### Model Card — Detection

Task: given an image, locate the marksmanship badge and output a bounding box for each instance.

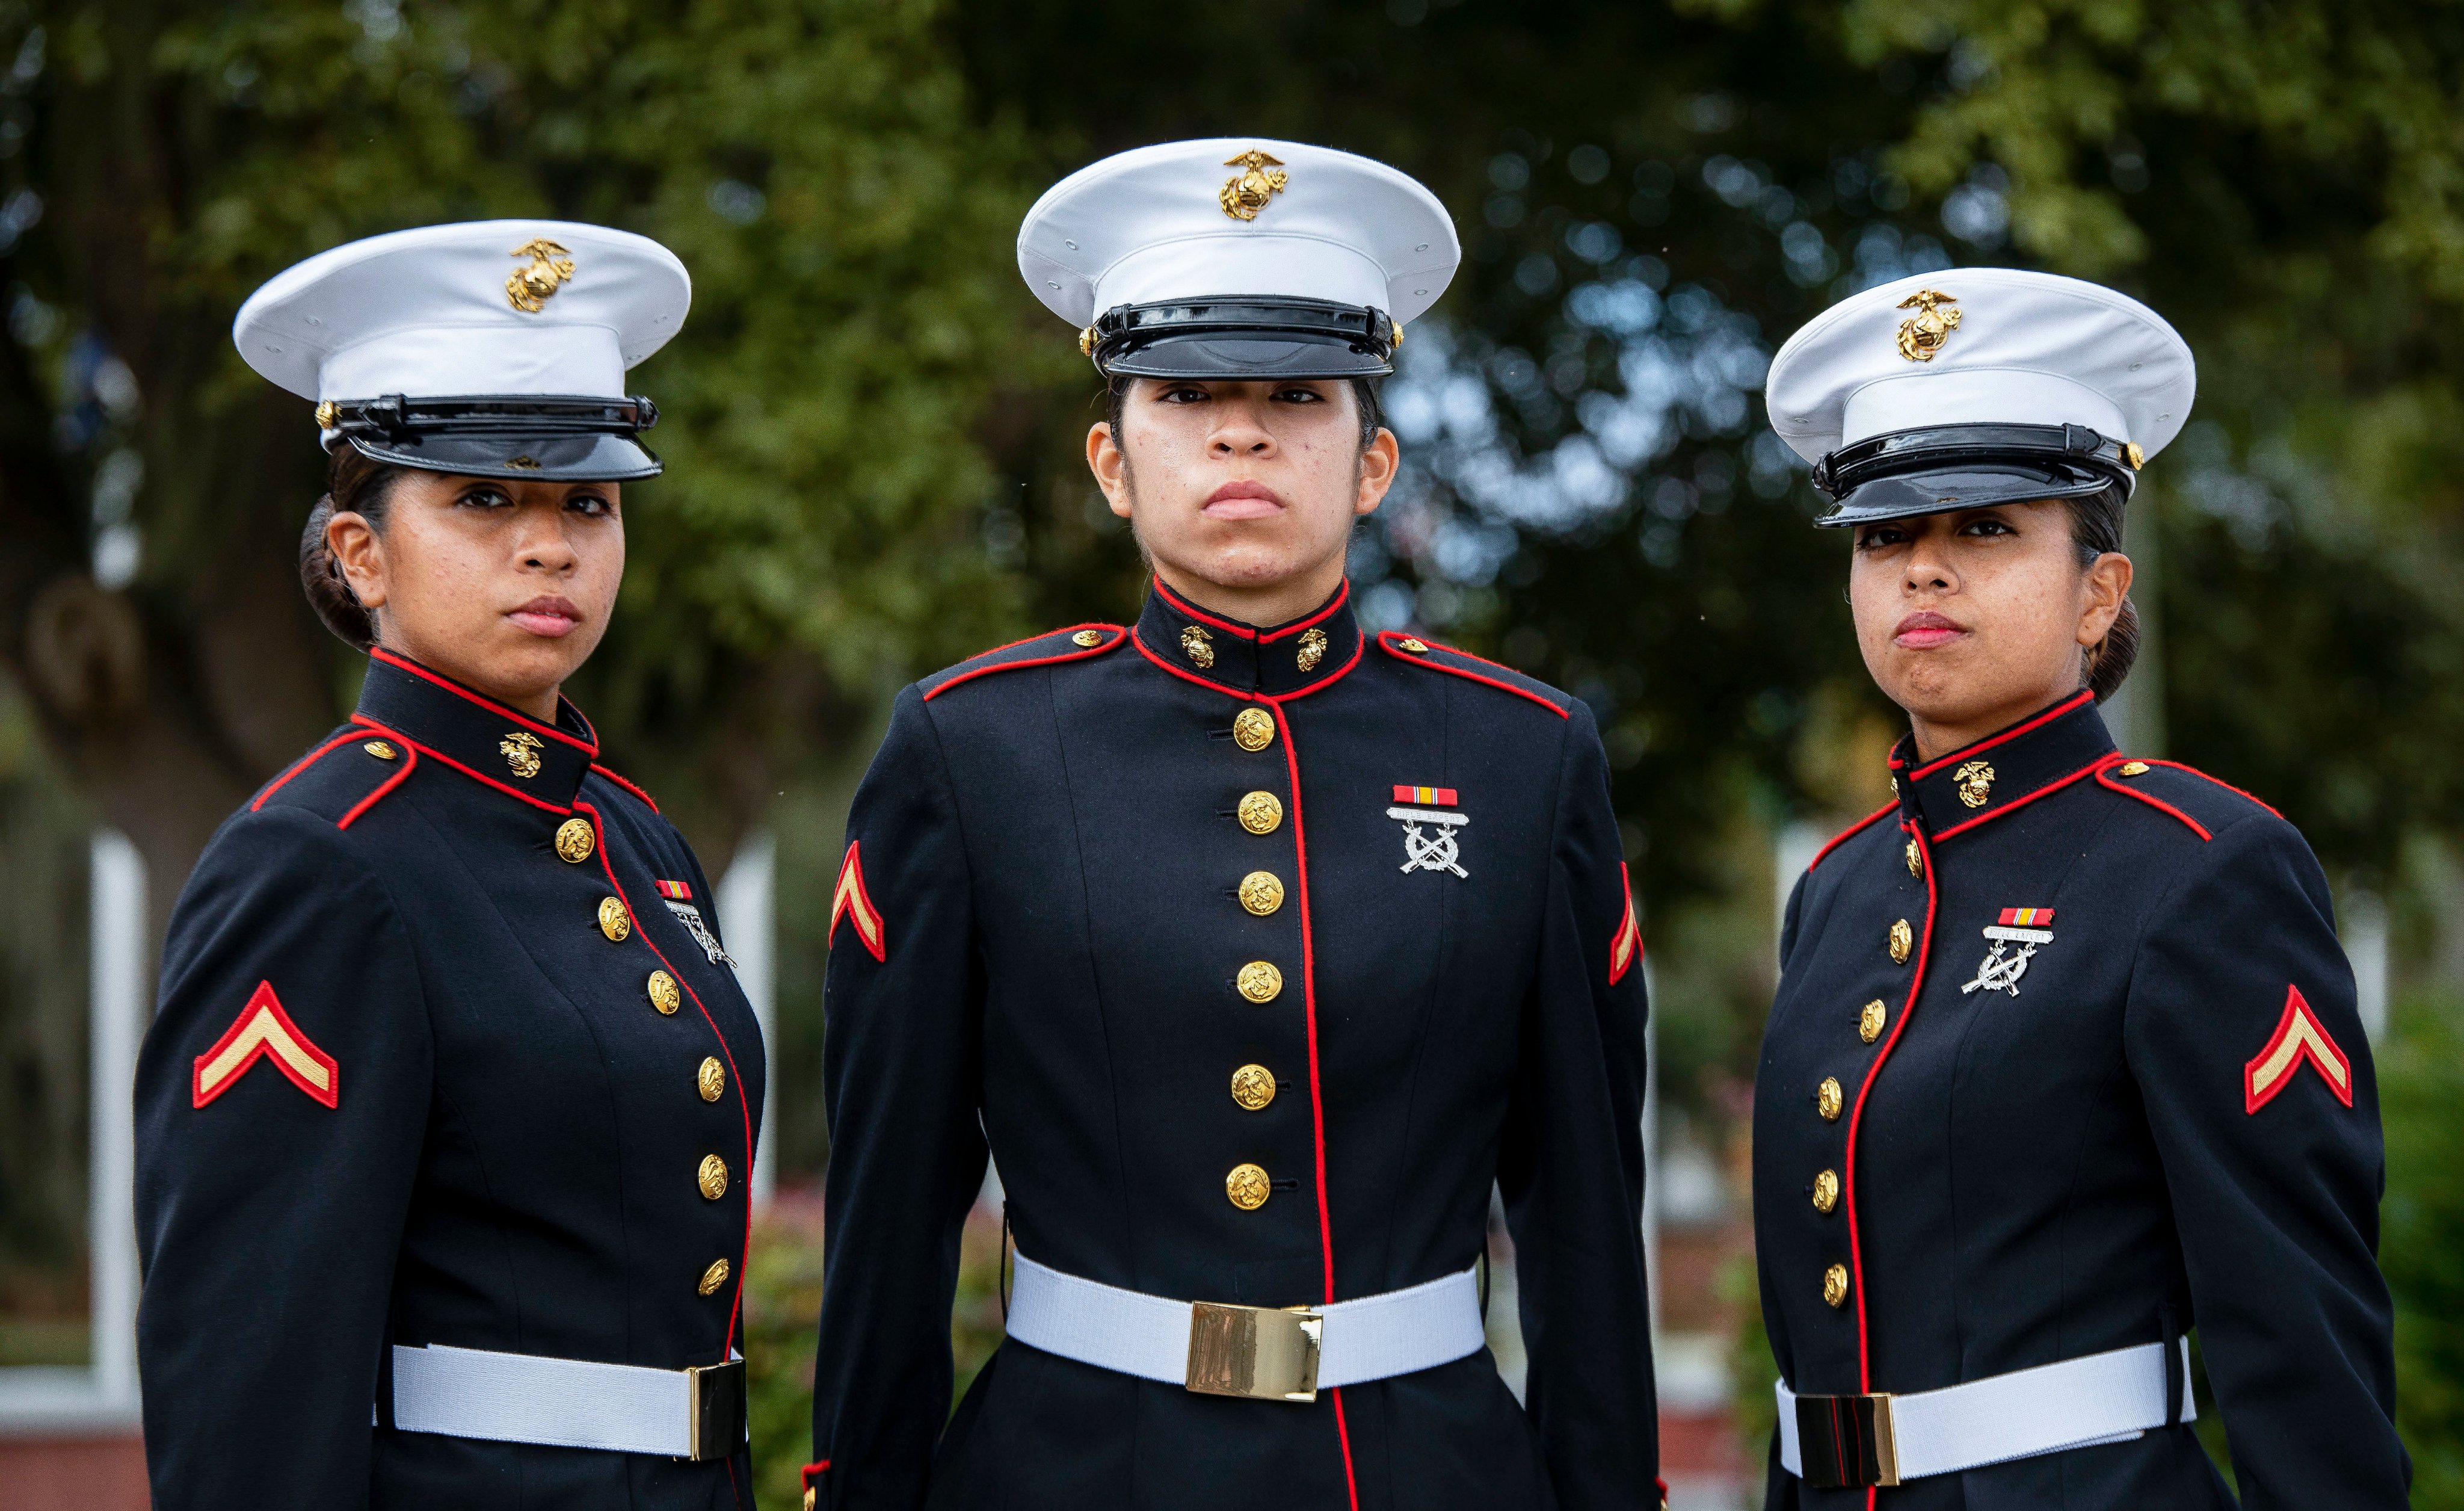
[1960,907,2054,997]
[1387,785,1468,880]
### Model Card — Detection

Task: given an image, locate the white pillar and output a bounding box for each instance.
[718,832,778,1204]
[87,830,144,1410]
[2344,889,2389,1044]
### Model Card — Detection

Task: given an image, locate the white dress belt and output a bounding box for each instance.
[1005,1250,1488,1401]
[387,1343,747,1460]
[1778,1338,2196,1485]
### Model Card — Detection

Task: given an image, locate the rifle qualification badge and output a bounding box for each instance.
[1961,907,2054,998]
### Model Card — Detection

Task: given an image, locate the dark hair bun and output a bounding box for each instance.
[298,492,377,650]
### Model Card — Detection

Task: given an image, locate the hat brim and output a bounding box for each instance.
[342,430,662,483]
[1105,329,1393,380]
[1814,460,2119,527]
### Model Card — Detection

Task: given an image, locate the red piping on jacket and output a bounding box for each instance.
[578,800,757,1355]
[351,716,574,816]
[922,626,1125,702]
[338,723,419,829]
[1842,820,1939,1429]
[368,647,599,755]
[1927,759,2107,842]
[2095,759,2214,840]
[250,732,365,812]
[2140,758,2281,820]
[1902,688,2095,780]
[1373,632,1570,718]
[589,762,661,814]
[1806,803,1897,873]
[1258,578,1353,644]
[1126,626,1362,1511]
[1150,578,1261,640]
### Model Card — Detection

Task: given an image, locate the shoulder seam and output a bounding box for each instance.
[1374,631,1569,718]
[589,761,662,814]
[249,730,411,829]
[922,623,1127,702]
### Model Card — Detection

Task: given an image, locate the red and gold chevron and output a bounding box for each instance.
[831,841,887,963]
[2245,984,2352,1114]
[192,980,339,1110]
[1608,862,1645,985]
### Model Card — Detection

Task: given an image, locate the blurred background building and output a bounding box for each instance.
[6,1,2464,1505]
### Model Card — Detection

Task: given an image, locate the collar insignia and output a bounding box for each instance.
[1953,759,1996,808]
[1219,150,1289,221]
[1960,907,2054,998]
[1180,623,1216,669]
[1296,626,1328,672]
[1895,289,1961,362]
[499,730,546,779]
[1387,785,1468,880]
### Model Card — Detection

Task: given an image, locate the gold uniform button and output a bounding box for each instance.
[1230,1064,1278,1111]
[698,1056,726,1102]
[1237,790,1284,835]
[698,1258,731,1296]
[555,817,596,864]
[1817,1077,1844,1121]
[1072,628,1104,648]
[599,896,632,942]
[698,1154,730,1200]
[647,971,682,1015]
[1239,871,1285,916]
[1813,1169,1840,1214]
[1859,999,1887,1044]
[1905,839,1922,878]
[2119,760,2151,777]
[1232,706,1276,752]
[1888,918,1913,963]
[1398,637,1428,654]
[1823,1263,1850,1308]
[1236,961,1284,1003]
[363,740,398,761]
[1225,1163,1272,1210]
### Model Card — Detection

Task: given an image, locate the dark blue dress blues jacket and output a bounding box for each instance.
[808,582,1659,1511]
[1754,690,2406,1509]
[135,649,766,1510]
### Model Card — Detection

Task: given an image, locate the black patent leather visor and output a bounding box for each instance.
[322,394,664,482]
[1811,422,2139,527]
[1089,297,1398,380]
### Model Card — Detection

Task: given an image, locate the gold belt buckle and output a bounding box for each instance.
[1184,1300,1322,1403]
[683,1359,745,1462]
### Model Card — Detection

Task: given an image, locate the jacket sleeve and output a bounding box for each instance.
[2122,810,2409,1507]
[134,808,431,1511]
[1495,703,1660,1507]
[810,688,990,1510]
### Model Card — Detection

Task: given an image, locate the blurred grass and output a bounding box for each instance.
[745,1197,1008,1508]
[2382,992,2464,1506]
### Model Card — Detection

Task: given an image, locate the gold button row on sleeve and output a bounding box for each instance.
[698,1154,730,1200]
[1225,1162,1272,1210]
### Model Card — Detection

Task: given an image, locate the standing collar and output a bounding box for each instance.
[1133,577,1364,699]
[1890,688,2115,840]
[354,647,599,812]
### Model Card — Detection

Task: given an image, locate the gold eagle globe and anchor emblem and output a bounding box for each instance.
[1181,623,1216,669]
[505,238,577,313]
[1953,759,1996,809]
[1219,150,1290,222]
[1295,627,1329,672]
[1894,289,1962,362]
[499,730,546,779]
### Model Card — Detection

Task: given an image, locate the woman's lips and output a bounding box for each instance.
[1204,480,1285,521]
[507,596,582,637]
[1893,610,1966,650]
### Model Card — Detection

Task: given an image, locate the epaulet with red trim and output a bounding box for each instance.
[2098,757,2283,843]
[919,623,1128,702]
[585,761,662,815]
[1806,802,1898,872]
[1374,631,1571,719]
[245,727,418,832]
